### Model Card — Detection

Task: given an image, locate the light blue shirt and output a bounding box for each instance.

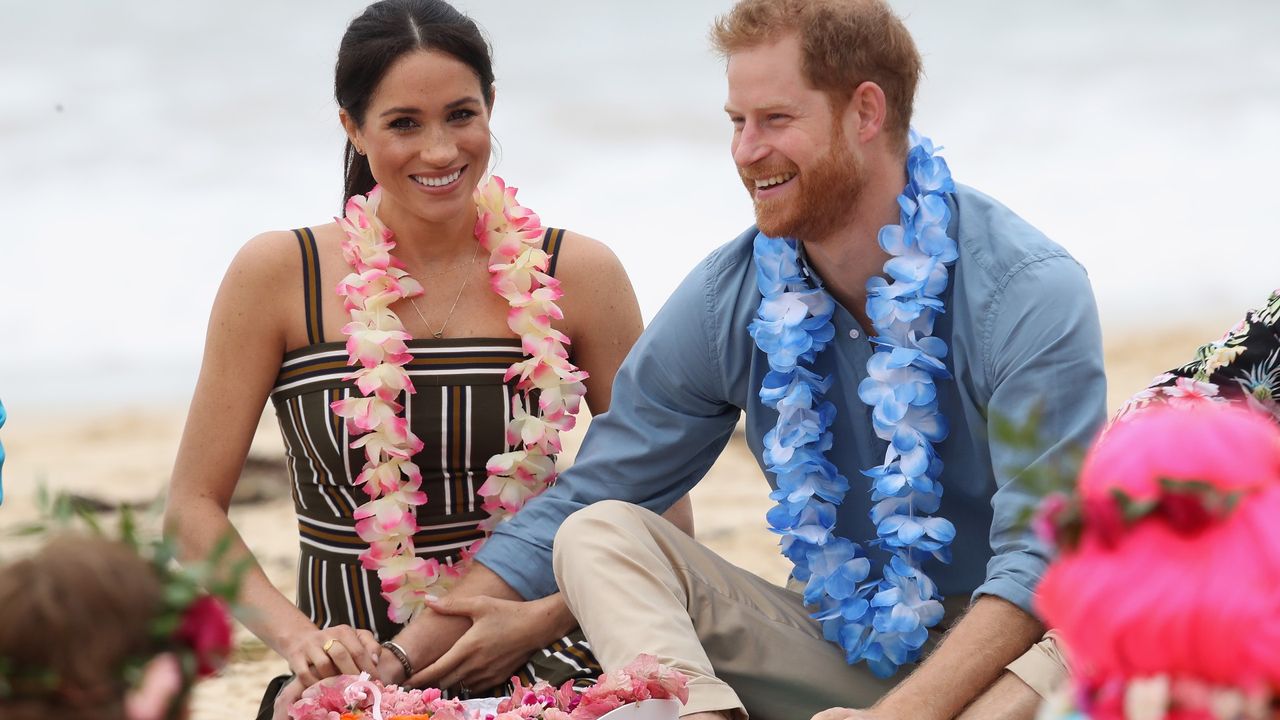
[477,184,1107,617]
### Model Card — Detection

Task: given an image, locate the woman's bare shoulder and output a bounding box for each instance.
[549,229,629,286]
[548,229,641,339]
[227,222,342,288]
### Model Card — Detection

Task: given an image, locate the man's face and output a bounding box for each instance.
[725,34,862,242]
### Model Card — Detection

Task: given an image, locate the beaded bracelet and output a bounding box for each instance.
[380,640,414,679]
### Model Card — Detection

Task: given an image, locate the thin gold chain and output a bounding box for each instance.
[411,245,483,280]
[407,241,482,339]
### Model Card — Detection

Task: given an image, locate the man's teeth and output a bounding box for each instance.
[755,173,795,189]
[413,169,462,187]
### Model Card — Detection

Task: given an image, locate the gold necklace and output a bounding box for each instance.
[407,242,481,339]
[412,246,483,281]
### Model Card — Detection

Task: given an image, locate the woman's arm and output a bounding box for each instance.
[165,232,379,685]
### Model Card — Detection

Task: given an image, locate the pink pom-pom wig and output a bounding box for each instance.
[1037,403,1280,700]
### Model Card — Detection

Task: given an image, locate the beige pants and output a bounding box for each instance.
[552,501,1065,719]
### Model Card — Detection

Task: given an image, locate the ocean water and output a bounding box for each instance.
[2,0,1278,412]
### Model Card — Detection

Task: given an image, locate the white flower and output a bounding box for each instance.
[1124,676,1170,720]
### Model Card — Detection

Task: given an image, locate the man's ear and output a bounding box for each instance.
[843,81,888,145]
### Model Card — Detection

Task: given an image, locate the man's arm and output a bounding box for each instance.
[819,253,1106,720]
[476,252,745,600]
[868,596,1044,719]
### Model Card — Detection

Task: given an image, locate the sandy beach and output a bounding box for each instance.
[0,325,1218,718]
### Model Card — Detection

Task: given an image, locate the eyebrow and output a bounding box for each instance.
[379,96,484,118]
[723,100,797,115]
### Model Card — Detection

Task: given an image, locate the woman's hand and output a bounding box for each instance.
[405,594,573,693]
[281,624,382,688]
[271,678,304,720]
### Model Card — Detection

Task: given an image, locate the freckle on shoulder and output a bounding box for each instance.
[554,230,624,279]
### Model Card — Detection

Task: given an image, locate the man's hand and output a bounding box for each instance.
[375,563,526,687]
[407,594,573,692]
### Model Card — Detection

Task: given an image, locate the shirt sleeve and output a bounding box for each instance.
[975,252,1107,615]
[475,256,743,599]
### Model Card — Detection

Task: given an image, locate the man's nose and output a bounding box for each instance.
[733,123,770,169]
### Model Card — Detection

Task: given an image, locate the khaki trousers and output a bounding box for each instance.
[555,502,1064,712]
[552,501,1065,719]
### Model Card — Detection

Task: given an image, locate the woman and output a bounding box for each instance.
[163,0,693,715]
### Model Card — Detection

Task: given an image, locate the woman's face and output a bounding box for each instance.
[345,49,492,227]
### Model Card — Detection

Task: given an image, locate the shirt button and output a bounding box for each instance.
[849,329,861,339]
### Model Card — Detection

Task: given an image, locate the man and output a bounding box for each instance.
[384,1,1103,718]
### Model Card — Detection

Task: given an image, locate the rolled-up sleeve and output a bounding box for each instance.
[476,256,743,599]
[975,252,1107,614]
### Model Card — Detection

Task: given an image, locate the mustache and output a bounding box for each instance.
[738,162,799,182]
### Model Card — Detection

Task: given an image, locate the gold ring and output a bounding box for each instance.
[322,638,336,653]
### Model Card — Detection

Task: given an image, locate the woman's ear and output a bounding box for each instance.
[339,108,364,155]
[124,653,185,720]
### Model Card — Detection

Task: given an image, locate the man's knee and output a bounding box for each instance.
[552,500,649,578]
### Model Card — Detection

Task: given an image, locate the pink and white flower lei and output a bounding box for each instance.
[331,177,587,623]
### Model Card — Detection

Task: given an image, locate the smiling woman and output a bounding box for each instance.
[158,1,694,718]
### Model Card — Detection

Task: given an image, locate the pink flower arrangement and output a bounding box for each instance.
[288,655,688,720]
[1036,404,1280,718]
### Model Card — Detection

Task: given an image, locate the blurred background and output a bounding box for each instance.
[2,2,1278,715]
[2,0,1278,414]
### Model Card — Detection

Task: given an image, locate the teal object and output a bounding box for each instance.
[0,399,6,504]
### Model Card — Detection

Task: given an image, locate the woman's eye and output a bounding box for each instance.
[449,109,477,122]
[389,117,418,130]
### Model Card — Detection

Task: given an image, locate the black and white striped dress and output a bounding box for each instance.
[269,227,599,690]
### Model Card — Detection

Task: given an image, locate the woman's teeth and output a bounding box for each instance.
[412,168,463,187]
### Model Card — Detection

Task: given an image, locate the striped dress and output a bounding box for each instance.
[270,226,599,689]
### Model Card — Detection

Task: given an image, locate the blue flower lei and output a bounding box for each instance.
[748,131,959,678]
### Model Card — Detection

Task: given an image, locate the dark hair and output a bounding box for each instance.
[335,0,496,206]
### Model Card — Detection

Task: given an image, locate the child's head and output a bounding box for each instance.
[0,534,189,720]
[1037,403,1280,713]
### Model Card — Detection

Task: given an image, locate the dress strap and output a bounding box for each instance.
[292,228,325,345]
[540,227,565,278]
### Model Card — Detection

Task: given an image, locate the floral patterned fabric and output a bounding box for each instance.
[1116,290,1280,422]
